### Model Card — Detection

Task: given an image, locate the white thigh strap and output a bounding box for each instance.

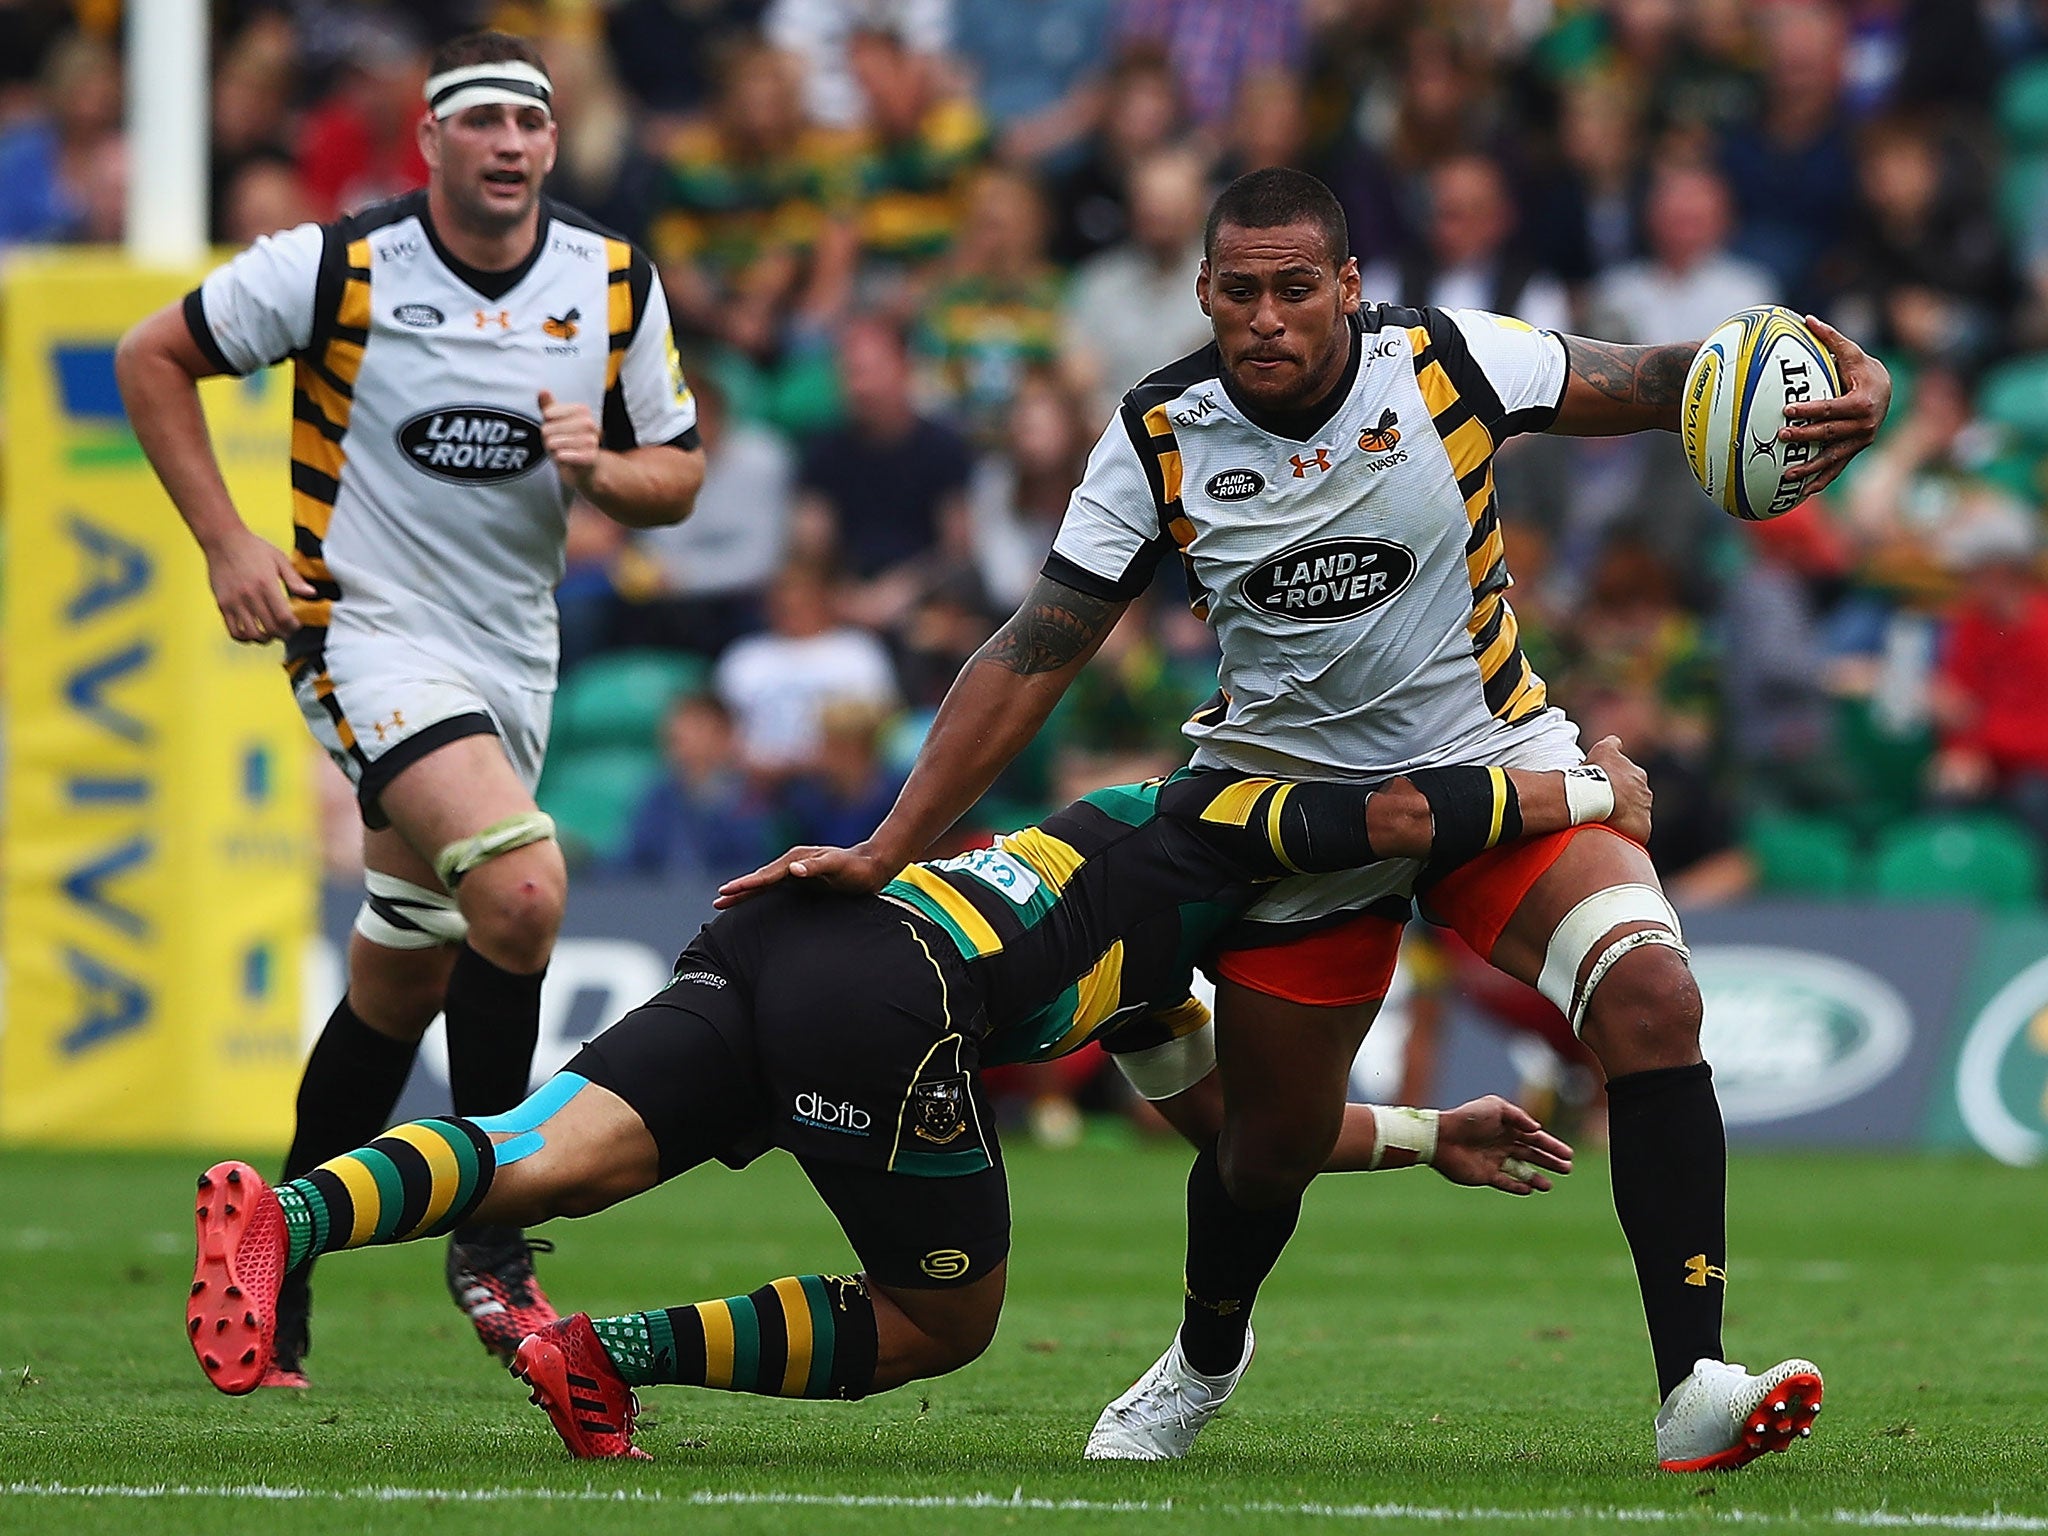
[355,870,468,950]
[1112,1021,1217,1102]
[1536,883,1682,1019]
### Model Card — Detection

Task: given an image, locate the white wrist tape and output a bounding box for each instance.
[1562,764,1615,825]
[1367,1106,1438,1169]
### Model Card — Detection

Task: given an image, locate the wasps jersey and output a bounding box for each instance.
[184,191,698,691]
[881,768,1386,1069]
[1046,304,1568,783]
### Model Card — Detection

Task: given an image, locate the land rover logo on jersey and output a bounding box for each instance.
[1205,468,1264,501]
[1241,537,1416,623]
[1955,952,2048,1166]
[392,303,444,329]
[397,406,544,484]
[1691,946,1912,1126]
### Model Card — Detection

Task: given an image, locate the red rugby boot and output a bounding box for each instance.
[511,1314,652,1460]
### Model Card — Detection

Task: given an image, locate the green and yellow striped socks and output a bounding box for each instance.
[590,1275,878,1401]
[274,1118,496,1268]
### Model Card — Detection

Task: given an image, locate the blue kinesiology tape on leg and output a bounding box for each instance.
[469,1072,590,1166]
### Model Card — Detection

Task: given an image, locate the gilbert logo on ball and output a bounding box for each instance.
[1680,306,1842,522]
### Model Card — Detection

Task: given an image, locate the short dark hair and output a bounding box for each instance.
[1204,168,1349,268]
[428,30,549,82]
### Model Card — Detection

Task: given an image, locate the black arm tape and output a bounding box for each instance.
[1270,781,1379,872]
[1407,765,1522,869]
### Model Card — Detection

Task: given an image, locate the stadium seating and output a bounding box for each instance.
[1871,812,2043,909]
[1745,812,1862,896]
[551,649,708,753]
[536,746,664,864]
[1977,353,2048,450]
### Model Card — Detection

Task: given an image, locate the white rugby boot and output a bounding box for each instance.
[1084,1328,1254,1461]
[1655,1356,1824,1472]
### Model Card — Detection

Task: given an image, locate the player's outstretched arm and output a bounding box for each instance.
[1149,1076,1569,1195]
[115,303,315,644]
[715,573,1128,905]
[1323,1095,1573,1193]
[1551,322,1890,493]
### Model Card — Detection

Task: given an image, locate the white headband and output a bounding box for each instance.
[425,60,552,120]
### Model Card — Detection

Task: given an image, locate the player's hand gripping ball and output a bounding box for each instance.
[1680,306,1842,521]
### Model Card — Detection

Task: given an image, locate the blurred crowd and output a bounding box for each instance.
[10,0,2048,928]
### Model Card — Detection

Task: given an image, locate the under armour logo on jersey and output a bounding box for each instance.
[474,309,511,330]
[371,710,407,742]
[1683,1254,1727,1287]
[542,307,580,341]
[1289,448,1333,478]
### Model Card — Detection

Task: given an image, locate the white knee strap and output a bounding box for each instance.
[355,870,468,950]
[1535,883,1687,1037]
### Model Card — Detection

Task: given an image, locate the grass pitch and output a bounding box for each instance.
[0,1138,2043,1535]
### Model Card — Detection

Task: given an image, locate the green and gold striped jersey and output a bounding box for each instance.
[881,768,1386,1068]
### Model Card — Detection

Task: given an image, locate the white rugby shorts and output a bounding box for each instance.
[289,627,552,827]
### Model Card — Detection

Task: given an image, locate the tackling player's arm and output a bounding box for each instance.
[537,388,704,527]
[1551,317,1891,495]
[714,572,1127,903]
[115,303,316,644]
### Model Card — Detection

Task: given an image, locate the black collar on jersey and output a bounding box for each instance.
[418,197,554,303]
[1219,311,1363,443]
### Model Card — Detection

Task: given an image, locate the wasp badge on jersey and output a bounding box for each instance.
[1357,408,1401,453]
[542,307,580,341]
[1241,536,1417,624]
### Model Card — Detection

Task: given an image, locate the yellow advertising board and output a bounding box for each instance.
[2,250,315,1146]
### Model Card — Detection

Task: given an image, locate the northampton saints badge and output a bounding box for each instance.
[910,1077,968,1145]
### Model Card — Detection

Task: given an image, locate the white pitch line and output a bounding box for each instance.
[4,1483,2048,1529]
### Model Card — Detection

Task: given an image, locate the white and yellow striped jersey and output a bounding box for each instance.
[185,190,698,692]
[1046,304,1570,786]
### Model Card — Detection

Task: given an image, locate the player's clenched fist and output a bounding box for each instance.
[1585,734,1652,845]
[537,389,601,494]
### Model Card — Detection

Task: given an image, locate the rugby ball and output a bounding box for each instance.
[1680,306,1842,521]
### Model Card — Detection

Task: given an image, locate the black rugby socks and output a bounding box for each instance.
[442,943,545,1247]
[1178,1140,1302,1376]
[1606,1061,1728,1400]
[283,997,422,1181]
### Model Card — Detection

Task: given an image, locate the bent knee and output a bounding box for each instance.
[458,851,567,963]
[1580,945,1702,1071]
[1218,1123,1329,1207]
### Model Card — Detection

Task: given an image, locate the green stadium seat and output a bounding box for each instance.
[1871,813,2042,909]
[1834,698,1933,830]
[1999,59,2048,150]
[1744,813,1861,896]
[1977,353,2048,449]
[1999,152,2046,248]
[537,747,664,863]
[553,649,708,753]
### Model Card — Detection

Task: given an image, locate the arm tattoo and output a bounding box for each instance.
[1563,335,1694,409]
[982,576,1124,676]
